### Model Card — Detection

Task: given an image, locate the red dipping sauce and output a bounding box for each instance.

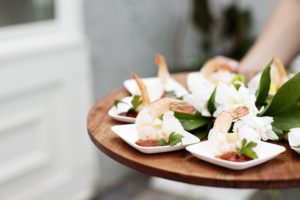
[119,111,138,118]
[136,139,159,147]
[217,152,252,162]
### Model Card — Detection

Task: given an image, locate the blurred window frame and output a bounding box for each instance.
[0,0,84,60]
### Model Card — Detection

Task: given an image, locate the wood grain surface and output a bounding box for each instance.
[87,73,300,189]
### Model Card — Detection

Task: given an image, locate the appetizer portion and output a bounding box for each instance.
[113,73,150,119]
[112,54,187,122]
[135,97,196,147]
[124,54,188,100]
[207,106,258,162]
[185,99,286,169]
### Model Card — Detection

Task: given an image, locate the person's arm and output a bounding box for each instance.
[238,0,300,79]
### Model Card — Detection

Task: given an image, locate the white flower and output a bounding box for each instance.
[214,83,258,117]
[184,73,214,116]
[233,115,278,141]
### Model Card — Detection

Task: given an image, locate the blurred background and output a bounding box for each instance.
[0,0,299,200]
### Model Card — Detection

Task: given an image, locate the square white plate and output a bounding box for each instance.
[108,96,136,123]
[186,141,285,170]
[123,77,188,100]
[111,124,200,154]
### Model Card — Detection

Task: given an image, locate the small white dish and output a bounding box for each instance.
[288,128,300,154]
[186,141,285,170]
[108,96,136,123]
[111,124,200,154]
[123,77,188,101]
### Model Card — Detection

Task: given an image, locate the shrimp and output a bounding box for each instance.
[208,106,250,154]
[200,56,238,84]
[212,106,250,134]
[136,97,196,142]
[155,54,170,91]
[131,73,150,106]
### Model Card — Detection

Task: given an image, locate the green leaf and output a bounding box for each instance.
[236,139,258,159]
[127,108,136,115]
[241,147,258,159]
[207,88,216,116]
[261,72,300,116]
[131,95,142,111]
[158,139,167,146]
[168,132,184,146]
[245,141,257,149]
[114,99,128,108]
[255,60,271,109]
[166,90,176,97]
[231,74,245,90]
[157,132,184,146]
[174,111,203,120]
[271,105,300,131]
[191,128,209,139]
[189,121,213,139]
[178,119,210,131]
[174,111,211,131]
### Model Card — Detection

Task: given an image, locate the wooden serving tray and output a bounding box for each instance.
[87,73,300,189]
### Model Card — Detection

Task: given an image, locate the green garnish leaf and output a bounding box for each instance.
[207,88,216,116]
[114,99,128,108]
[158,132,184,146]
[235,139,258,159]
[255,60,271,109]
[131,95,142,111]
[166,90,176,97]
[168,132,184,146]
[127,108,136,114]
[158,138,167,146]
[176,96,184,100]
[231,74,245,90]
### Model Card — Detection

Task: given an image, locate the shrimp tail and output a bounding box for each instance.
[231,106,249,120]
[155,54,170,89]
[169,100,196,115]
[131,73,150,106]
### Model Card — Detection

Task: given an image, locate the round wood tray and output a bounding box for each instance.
[87,73,300,189]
